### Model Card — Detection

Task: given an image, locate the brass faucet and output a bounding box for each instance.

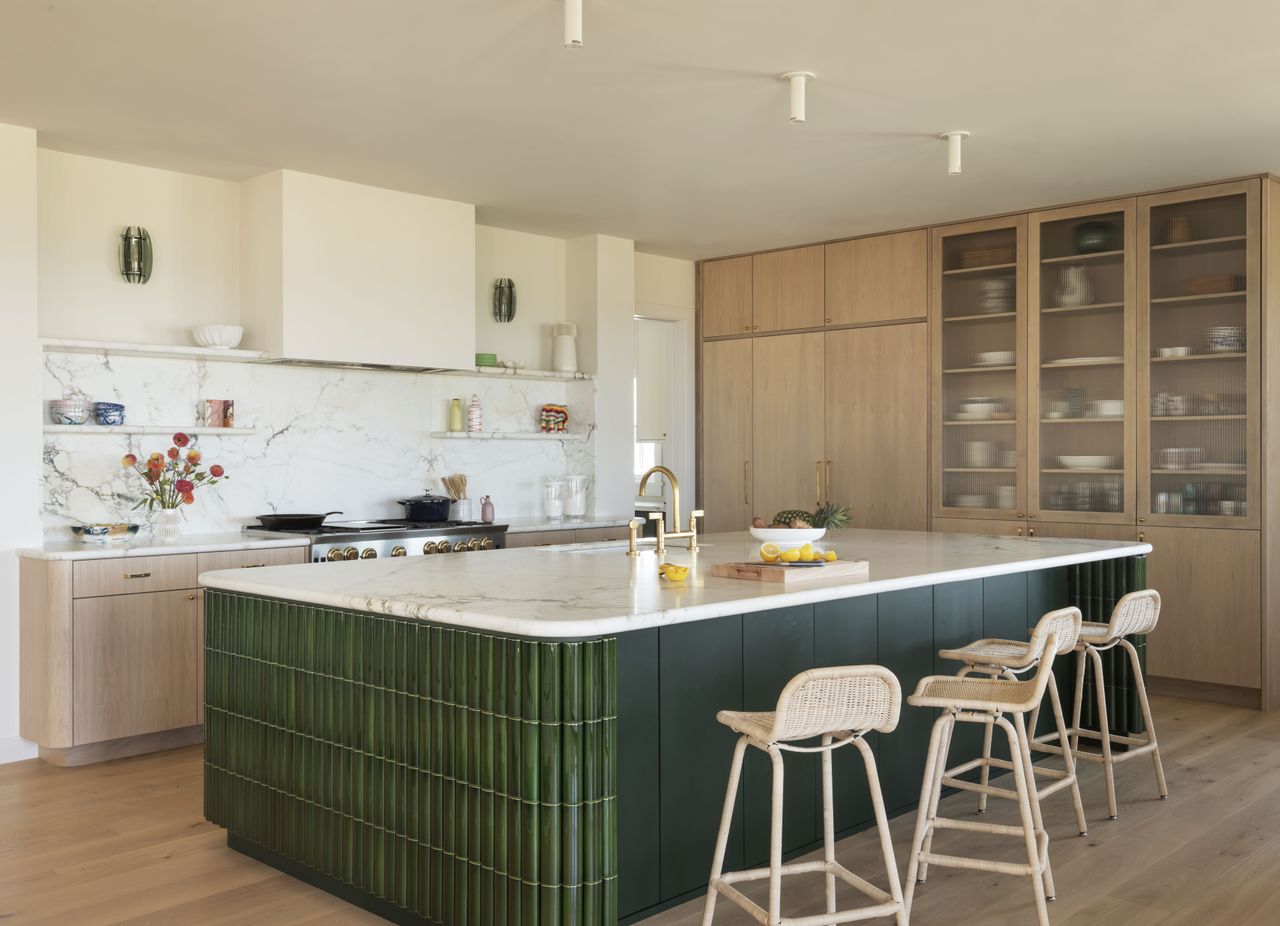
[632,465,703,555]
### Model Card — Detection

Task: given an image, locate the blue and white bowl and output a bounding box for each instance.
[93,401,126,426]
[48,398,92,425]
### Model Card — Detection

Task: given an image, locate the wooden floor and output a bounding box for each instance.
[2,695,1278,924]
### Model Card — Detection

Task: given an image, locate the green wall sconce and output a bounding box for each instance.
[119,226,153,283]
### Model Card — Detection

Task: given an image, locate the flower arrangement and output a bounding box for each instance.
[122,432,229,511]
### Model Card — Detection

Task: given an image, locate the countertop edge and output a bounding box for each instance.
[503,516,633,534]
[19,533,311,560]
[200,541,1153,639]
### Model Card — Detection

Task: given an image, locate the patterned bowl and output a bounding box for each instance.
[93,401,125,426]
[48,398,92,425]
[192,324,244,349]
[70,523,140,543]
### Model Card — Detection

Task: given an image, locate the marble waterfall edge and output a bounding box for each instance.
[41,350,596,537]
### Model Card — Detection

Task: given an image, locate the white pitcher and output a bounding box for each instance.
[1055,266,1093,308]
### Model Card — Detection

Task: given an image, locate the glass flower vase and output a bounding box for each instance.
[153,507,184,543]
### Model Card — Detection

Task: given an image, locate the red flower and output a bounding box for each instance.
[167,447,180,460]
[186,448,202,465]
[172,432,191,448]
[209,464,225,478]
[182,493,195,505]
[121,453,138,468]
[147,457,163,471]
[175,479,195,495]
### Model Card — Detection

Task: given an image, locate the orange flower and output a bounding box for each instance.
[209,464,225,478]
[149,451,164,461]
[182,493,195,505]
[186,448,202,465]
[121,453,138,468]
[167,446,180,460]
[175,479,195,495]
[147,457,163,471]
[172,432,191,448]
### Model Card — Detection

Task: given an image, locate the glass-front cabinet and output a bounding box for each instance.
[931,217,1027,520]
[1028,200,1136,524]
[1138,180,1260,527]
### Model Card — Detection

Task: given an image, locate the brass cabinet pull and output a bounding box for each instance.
[240,563,267,569]
[815,461,822,508]
[1028,527,1036,537]
[1017,527,1024,536]
[186,593,197,600]
[1027,513,1036,519]
[123,571,151,579]
[1017,511,1025,519]
[743,461,750,505]
[825,460,832,500]
[1138,531,1145,543]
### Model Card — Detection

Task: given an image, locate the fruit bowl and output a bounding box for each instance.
[749,526,826,549]
[70,523,140,543]
[191,324,244,349]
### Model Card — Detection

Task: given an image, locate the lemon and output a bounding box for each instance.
[823,550,838,562]
[780,548,801,563]
[660,564,689,581]
[759,542,782,564]
[798,543,815,562]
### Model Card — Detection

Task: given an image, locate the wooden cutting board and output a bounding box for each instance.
[710,560,870,584]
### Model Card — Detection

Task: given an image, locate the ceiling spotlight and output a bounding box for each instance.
[564,0,582,47]
[939,131,971,175]
[780,71,815,123]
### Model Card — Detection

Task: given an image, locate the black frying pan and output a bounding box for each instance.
[255,511,343,530]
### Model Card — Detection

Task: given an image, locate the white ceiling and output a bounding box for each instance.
[3,0,1279,259]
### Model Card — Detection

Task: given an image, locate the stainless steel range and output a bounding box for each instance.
[247,519,509,563]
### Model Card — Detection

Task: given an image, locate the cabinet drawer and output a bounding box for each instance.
[197,546,308,575]
[504,530,579,548]
[73,589,200,744]
[73,555,198,599]
[576,527,630,543]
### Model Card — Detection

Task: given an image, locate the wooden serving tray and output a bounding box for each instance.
[710,560,870,584]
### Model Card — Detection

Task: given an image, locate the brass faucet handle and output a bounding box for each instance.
[626,517,646,556]
[688,509,705,531]
[648,511,667,554]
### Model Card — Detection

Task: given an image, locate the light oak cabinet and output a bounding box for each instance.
[825,324,928,530]
[752,245,825,333]
[701,338,753,533]
[826,230,928,326]
[503,526,632,548]
[701,256,753,337]
[751,332,825,521]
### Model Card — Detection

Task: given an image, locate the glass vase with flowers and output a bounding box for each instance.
[121,432,229,541]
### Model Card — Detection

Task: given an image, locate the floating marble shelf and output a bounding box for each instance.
[44,425,258,436]
[430,431,586,441]
[449,366,597,382]
[41,337,270,363]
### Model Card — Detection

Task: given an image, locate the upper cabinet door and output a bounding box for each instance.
[752,246,825,333]
[930,216,1028,521]
[1028,198,1137,525]
[826,230,929,326]
[751,332,825,521]
[1137,179,1260,528]
[701,256,753,338]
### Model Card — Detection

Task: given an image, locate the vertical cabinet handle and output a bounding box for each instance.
[825,460,831,501]
[1017,527,1024,536]
[1138,531,1145,543]
[815,461,822,508]
[743,461,750,505]
[1028,528,1036,537]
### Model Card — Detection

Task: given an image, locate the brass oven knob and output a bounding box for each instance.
[453,541,469,552]
[423,541,438,555]
[326,548,344,562]
[479,538,494,550]
[436,541,453,554]
[390,545,407,557]
[360,548,377,559]
[467,538,482,551]
[342,547,359,561]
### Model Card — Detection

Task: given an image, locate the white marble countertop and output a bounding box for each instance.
[503,515,633,534]
[19,531,310,560]
[200,529,1151,639]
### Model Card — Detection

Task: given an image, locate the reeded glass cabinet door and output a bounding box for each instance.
[1028,200,1136,524]
[931,217,1027,520]
[1138,181,1260,527]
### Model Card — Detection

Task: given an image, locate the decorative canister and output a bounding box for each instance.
[467,395,483,432]
[543,478,566,521]
[480,495,495,523]
[448,398,464,432]
[552,322,578,373]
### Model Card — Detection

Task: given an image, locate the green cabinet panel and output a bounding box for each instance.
[982,573,1030,642]
[616,629,660,917]
[813,597,878,834]
[658,616,744,899]
[876,587,935,812]
[742,606,816,866]
[932,580,985,777]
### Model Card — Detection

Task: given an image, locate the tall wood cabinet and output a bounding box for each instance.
[701,338,753,533]
[751,333,825,520]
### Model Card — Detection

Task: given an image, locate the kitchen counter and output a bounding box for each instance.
[19,530,309,560]
[502,514,633,534]
[200,529,1150,638]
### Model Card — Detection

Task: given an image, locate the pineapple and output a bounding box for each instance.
[772,508,813,527]
[811,503,852,530]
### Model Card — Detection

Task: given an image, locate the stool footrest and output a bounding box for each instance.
[931,815,1026,839]
[916,850,1039,879]
[714,861,900,926]
[940,776,1018,801]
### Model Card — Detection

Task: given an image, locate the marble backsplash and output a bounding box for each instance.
[42,350,595,539]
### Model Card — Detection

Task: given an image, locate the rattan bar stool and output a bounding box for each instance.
[904,640,1065,926]
[935,607,1088,837]
[702,666,907,926]
[1031,589,1168,821]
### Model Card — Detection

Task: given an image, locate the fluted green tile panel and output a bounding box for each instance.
[203,590,617,926]
[1066,555,1149,735]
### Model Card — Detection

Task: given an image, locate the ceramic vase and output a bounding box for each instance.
[154,508,184,542]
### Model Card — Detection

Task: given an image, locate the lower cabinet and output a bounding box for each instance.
[503,526,630,548]
[73,590,200,744]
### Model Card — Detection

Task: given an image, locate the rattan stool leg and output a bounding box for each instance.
[820,733,837,915]
[917,713,956,884]
[702,737,748,926]
[1122,638,1169,800]
[767,745,785,925]
[853,737,908,926]
[1087,646,1119,820]
[1048,678,1088,836]
[1015,712,1055,903]
[976,713,995,815]
[1070,649,1087,757]
[904,711,953,915]
[1001,715,1051,926]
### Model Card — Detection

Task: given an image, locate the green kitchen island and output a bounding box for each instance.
[199,529,1150,926]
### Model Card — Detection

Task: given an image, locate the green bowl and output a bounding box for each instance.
[475,352,498,367]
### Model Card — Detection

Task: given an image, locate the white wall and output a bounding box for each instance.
[0,124,42,763]
[475,226,567,370]
[635,251,695,312]
[37,150,241,345]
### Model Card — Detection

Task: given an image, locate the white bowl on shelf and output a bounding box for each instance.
[1057,455,1118,470]
[748,526,826,549]
[191,325,245,349]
